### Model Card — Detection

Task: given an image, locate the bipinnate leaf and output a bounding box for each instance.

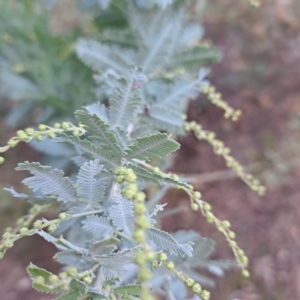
[96,247,140,265]
[54,251,97,271]
[27,263,61,294]
[87,292,109,299]
[100,265,122,280]
[125,132,180,161]
[113,284,142,296]
[170,46,221,68]
[192,237,215,260]
[27,263,53,280]
[4,187,57,204]
[76,39,127,74]
[141,105,184,135]
[54,291,82,300]
[32,283,61,294]
[108,196,134,235]
[146,228,193,257]
[77,160,107,204]
[109,77,142,129]
[158,78,206,106]
[69,279,87,294]
[59,134,120,169]
[75,108,123,157]
[88,237,119,255]
[16,162,76,203]
[82,215,114,237]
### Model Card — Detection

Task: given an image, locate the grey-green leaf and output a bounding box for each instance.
[146,228,193,257]
[82,215,114,237]
[108,195,134,236]
[76,39,127,74]
[54,251,97,271]
[113,284,142,296]
[75,108,123,157]
[77,160,107,204]
[59,134,120,169]
[125,132,180,161]
[109,77,142,129]
[16,162,76,203]
[54,291,82,300]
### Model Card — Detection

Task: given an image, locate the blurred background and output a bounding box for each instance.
[1,0,300,299]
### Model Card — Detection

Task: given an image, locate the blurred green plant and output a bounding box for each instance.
[0,0,94,128]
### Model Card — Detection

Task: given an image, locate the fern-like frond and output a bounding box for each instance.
[96,247,139,265]
[75,108,123,157]
[141,21,174,72]
[69,279,88,294]
[170,46,221,69]
[59,134,120,169]
[108,195,134,235]
[76,39,128,74]
[88,238,119,255]
[4,187,58,204]
[100,265,122,280]
[125,132,180,161]
[189,237,215,260]
[16,162,76,203]
[158,78,206,106]
[27,263,62,294]
[77,160,107,204]
[113,284,142,296]
[27,263,54,280]
[54,251,97,271]
[54,291,82,300]
[109,77,142,129]
[82,215,114,237]
[140,106,184,134]
[87,291,109,300]
[147,228,193,257]
[85,102,109,124]
[113,127,130,149]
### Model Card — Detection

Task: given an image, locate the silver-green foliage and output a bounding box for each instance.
[0,0,94,127]
[6,103,234,299]
[3,1,233,299]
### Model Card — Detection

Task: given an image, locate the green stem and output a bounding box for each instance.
[70,209,103,219]
[115,230,136,243]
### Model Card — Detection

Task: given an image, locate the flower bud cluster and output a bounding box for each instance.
[202,85,241,121]
[0,205,48,259]
[0,122,85,164]
[114,167,137,184]
[185,187,250,276]
[133,159,251,280]
[160,254,210,299]
[0,206,69,260]
[116,167,155,299]
[184,121,266,195]
[31,266,92,293]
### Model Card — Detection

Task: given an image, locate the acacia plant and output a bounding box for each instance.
[0,0,263,299]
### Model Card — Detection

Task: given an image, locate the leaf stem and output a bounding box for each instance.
[115,230,136,243]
